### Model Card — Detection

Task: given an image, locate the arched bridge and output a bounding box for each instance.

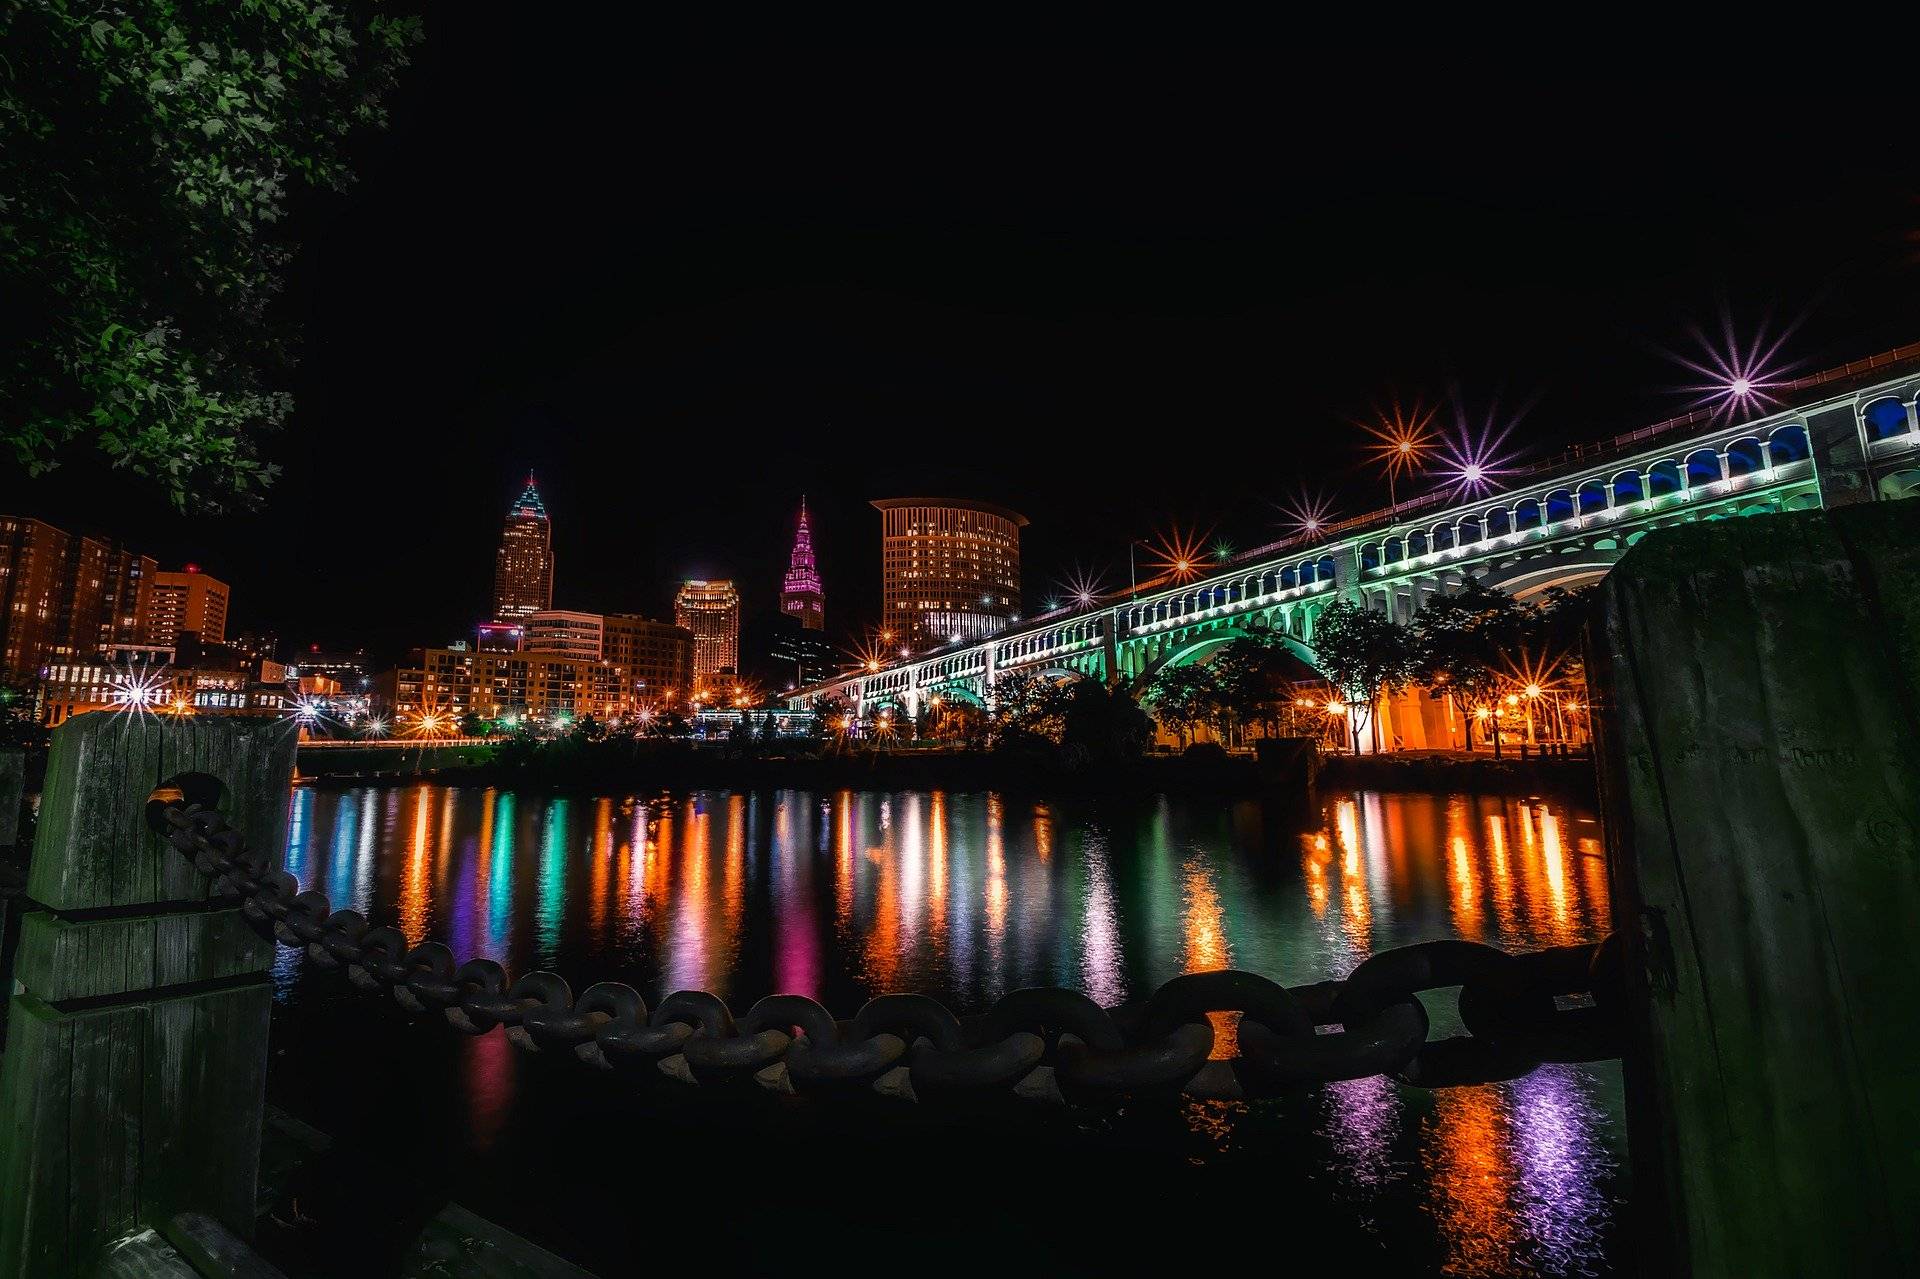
[790,346,1920,718]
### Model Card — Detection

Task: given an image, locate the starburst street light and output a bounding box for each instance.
[1358,394,1438,512]
[1144,524,1208,584]
[1057,562,1110,609]
[1276,487,1335,541]
[288,695,331,734]
[107,658,170,714]
[1666,310,1803,420]
[1435,399,1523,502]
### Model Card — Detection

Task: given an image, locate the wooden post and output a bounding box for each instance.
[1591,501,1920,1275]
[0,746,25,850]
[0,748,25,1047]
[0,714,297,1277]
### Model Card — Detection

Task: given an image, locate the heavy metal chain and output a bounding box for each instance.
[153,791,1623,1103]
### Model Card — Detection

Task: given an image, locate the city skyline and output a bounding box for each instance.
[2,43,1916,664]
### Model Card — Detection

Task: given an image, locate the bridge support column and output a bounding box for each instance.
[1592,501,1920,1274]
[0,714,297,1276]
[1808,401,1875,509]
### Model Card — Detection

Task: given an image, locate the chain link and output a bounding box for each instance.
[156,797,1623,1103]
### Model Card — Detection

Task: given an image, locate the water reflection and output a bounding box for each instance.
[280,784,1621,1274]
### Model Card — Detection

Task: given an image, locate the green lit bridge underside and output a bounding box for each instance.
[791,356,1920,717]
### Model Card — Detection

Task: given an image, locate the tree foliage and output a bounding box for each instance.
[0,1,423,507]
[1311,599,1416,753]
[1411,577,1523,751]
[987,670,1070,746]
[1057,677,1152,761]
[1145,662,1219,746]
[1205,633,1299,743]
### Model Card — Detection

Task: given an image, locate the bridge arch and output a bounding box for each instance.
[1879,468,1920,501]
[1480,554,1621,599]
[1769,423,1811,462]
[1648,459,1684,498]
[1863,395,1913,442]
[1724,436,1766,477]
[1134,624,1320,691]
[1684,448,1724,489]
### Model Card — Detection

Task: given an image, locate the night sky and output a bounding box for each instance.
[6,33,1916,664]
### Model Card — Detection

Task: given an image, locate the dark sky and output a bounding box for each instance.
[8,33,1918,663]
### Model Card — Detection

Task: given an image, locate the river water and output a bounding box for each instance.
[269,784,1625,1276]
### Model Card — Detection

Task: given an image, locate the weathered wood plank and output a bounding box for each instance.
[1594,501,1920,1275]
[13,909,271,1003]
[0,997,75,1275]
[0,746,25,849]
[28,713,297,911]
[65,1003,146,1260]
[139,983,272,1238]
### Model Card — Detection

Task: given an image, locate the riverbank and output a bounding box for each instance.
[298,742,1309,799]
[1320,748,1598,797]
[295,739,1594,800]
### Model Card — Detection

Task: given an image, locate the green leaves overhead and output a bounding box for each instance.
[0,1,423,509]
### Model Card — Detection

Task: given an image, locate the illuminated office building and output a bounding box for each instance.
[493,472,554,621]
[871,497,1025,648]
[674,579,740,684]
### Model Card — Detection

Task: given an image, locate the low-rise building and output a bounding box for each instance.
[376,645,635,728]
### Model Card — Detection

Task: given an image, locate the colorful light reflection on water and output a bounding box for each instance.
[278,784,1624,1275]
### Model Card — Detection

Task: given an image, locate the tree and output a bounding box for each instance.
[1208,633,1294,745]
[0,3,424,508]
[1058,678,1152,761]
[1312,599,1416,754]
[1146,663,1220,748]
[1412,577,1526,756]
[987,670,1070,746]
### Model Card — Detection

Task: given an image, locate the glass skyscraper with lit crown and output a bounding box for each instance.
[493,473,554,622]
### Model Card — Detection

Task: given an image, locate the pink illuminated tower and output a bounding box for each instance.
[780,497,825,631]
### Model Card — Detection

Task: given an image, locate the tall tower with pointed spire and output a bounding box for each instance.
[493,472,554,622]
[780,497,825,631]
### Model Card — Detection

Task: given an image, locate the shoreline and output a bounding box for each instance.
[294,742,1597,801]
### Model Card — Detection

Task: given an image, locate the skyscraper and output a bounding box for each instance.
[780,496,825,631]
[143,565,230,647]
[493,473,554,622]
[674,580,741,687]
[872,497,1025,648]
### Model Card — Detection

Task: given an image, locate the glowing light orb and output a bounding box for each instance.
[1144,526,1208,583]
[1276,488,1335,542]
[1435,401,1521,500]
[1359,395,1439,486]
[1668,312,1800,420]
